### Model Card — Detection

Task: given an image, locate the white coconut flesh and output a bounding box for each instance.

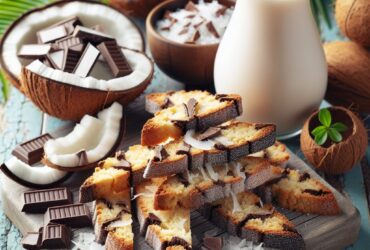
[1,1,145,87]
[4,157,68,185]
[25,48,152,91]
[44,102,123,167]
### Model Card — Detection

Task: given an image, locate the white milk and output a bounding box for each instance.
[214,0,327,136]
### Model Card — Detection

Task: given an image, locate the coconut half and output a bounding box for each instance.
[1,157,71,189]
[44,102,125,171]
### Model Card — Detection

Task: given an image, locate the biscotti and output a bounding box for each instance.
[203,191,305,250]
[248,141,290,166]
[135,179,192,250]
[143,90,242,146]
[271,168,340,215]
[129,121,276,181]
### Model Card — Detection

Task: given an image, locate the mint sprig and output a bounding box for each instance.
[311,108,348,145]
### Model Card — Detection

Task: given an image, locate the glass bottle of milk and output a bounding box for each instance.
[214,0,327,137]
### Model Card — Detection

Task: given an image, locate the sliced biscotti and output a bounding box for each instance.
[205,191,305,249]
[143,90,242,146]
[137,121,276,180]
[271,168,340,215]
[79,155,131,203]
[135,179,192,250]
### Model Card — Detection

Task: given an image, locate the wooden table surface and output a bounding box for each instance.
[0,18,369,250]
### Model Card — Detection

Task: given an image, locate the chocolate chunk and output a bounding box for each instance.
[178,27,189,35]
[18,44,51,59]
[186,30,201,44]
[176,143,191,155]
[73,43,100,77]
[12,133,53,165]
[216,6,228,17]
[52,36,83,51]
[148,212,161,225]
[161,97,175,109]
[202,236,223,250]
[37,25,68,44]
[21,232,41,250]
[185,1,199,12]
[115,151,126,161]
[216,94,243,115]
[185,98,198,119]
[164,10,177,22]
[97,40,133,77]
[44,203,91,227]
[22,187,73,213]
[153,145,169,162]
[193,21,204,29]
[63,47,82,73]
[73,25,113,45]
[41,223,71,249]
[206,21,220,38]
[46,50,65,69]
[299,172,311,182]
[185,14,196,19]
[195,127,221,141]
[77,150,88,166]
[49,16,82,35]
[303,189,329,196]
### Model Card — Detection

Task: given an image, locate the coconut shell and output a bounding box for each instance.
[109,0,165,18]
[335,0,370,47]
[300,106,368,175]
[324,41,370,113]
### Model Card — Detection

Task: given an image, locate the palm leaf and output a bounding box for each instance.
[311,0,333,29]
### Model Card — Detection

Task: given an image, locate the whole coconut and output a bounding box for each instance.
[335,0,370,47]
[300,106,368,175]
[109,0,165,18]
[324,41,370,113]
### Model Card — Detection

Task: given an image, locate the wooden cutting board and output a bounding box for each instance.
[0,107,360,250]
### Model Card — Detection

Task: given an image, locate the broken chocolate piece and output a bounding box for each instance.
[73,25,113,45]
[216,94,243,115]
[37,25,68,44]
[206,21,220,38]
[202,236,223,250]
[216,6,228,17]
[52,36,83,51]
[148,212,161,225]
[73,43,100,77]
[153,145,170,162]
[63,47,82,73]
[178,28,189,35]
[185,1,199,12]
[185,98,198,119]
[46,50,65,69]
[44,203,91,228]
[22,187,73,213]
[114,159,131,170]
[193,21,204,29]
[77,150,88,166]
[41,223,71,249]
[195,127,221,141]
[21,232,41,250]
[12,133,53,165]
[18,44,51,59]
[186,30,201,44]
[49,16,82,35]
[299,172,311,182]
[97,40,133,77]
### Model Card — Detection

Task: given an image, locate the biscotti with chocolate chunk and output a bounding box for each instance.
[134,121,276,180]
[205,191,305,249]
[143,90,242,146]
[248,141,290,166]
[135,179,192,250]
[271,168,340,215]
[79,156,130,203]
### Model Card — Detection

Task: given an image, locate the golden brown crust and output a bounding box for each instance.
[105,231,134,250]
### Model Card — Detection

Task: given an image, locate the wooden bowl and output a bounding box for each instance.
[110,0,166,19]
[146,0,234,87]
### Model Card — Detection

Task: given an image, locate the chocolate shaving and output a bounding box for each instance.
[185,14,196,19]
[216,6,228,17]
[185,1,199,12]
[195,127,221,141]
[186,30,201,44]
[303,189,329,196]
[184,98,198,119]
[193,21,204,29]
[202,236,223,250]
[153,145,169,162]
[206,21,220,38]
[179,28,189,36]
[77,150,88,166]
[161,97,175,109]
[299,172,311,182]
[148,213,161,225]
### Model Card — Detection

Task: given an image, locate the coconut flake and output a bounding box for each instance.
[229,190,242,214]
[184,130,215,150]
[205,163,219,181]
[212,135,233,146]
[232,162,246,179]
[199,166,210,180]
[248,151,265,158]
[188,172,199,183]
[106,218,133,230]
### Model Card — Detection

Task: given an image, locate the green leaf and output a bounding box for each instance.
[318,108,331,127]
[315,130,328,145]
[331,122,347,132]
[328,128,343,143]
[0,70,10,102]
[311,125,327,136]
[314,0,332,29]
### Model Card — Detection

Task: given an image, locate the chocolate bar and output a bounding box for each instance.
[52,36,83,51]
[49,16,82,35]
[37,25,68,44]
[97,40,132,77]
[41,223,71,249]
[18,44,51,59]
[22,187,73,213]
[46,50,65,69]
[63,48,82,73]
[44,203,92,227]
[73,43,100,77]
[72,25,113,45]
[12,133,53,165]
[21,232,41,250]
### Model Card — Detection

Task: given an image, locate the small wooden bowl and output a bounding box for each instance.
[146,0,234,87]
